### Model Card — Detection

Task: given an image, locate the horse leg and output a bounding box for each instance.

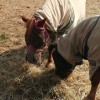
[45,45,53,68]
[45,32,59,68]
[85,67,100,100]
[45,44,57,68]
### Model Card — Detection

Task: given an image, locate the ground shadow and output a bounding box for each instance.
[0,46,60,100]
[6,68,61,100]
[0,47,26,97]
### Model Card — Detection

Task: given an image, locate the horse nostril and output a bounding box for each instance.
[37,62,42,66]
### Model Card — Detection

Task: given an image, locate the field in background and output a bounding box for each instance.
[0,0,100,100]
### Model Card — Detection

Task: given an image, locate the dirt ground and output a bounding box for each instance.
[0,0,100,100]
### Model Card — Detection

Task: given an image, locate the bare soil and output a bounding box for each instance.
[0,0,100,100]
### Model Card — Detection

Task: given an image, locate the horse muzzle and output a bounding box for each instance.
[25,51,42,66]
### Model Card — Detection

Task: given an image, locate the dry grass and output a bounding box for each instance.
[0,0,100,100]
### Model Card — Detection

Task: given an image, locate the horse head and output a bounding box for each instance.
[22,16,50,66]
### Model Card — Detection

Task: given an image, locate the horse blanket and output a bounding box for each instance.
[57,15,100,79]
[33,0,86,34]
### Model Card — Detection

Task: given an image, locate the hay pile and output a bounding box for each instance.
[1,61,100,100]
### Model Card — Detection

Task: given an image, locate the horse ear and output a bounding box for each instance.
[21,16,29,23]
[37,18,47,27]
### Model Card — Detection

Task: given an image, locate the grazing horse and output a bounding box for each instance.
[22,0,86,66]
[50,16,100,100]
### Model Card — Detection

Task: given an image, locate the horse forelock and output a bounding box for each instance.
[26,18,45,35]
[26,18,50,50]
[33,19,45,30]
[32,18,50,42]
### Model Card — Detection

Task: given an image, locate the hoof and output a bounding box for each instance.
[45,62,54,68]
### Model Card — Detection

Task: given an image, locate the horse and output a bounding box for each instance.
[49,16,100,100]
[22,0,86,66]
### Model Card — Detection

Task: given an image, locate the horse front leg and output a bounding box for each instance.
[45,32,59,68]
[86,81,99,100]
[45,50,53,68]
[84,67,100,100]
[45,43,57,68]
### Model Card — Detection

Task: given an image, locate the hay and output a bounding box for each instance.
[0,63,91,100]
[1,62,100,100]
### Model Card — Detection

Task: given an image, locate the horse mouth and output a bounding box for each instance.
[25,52,42,66]
[26,53,37,64]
